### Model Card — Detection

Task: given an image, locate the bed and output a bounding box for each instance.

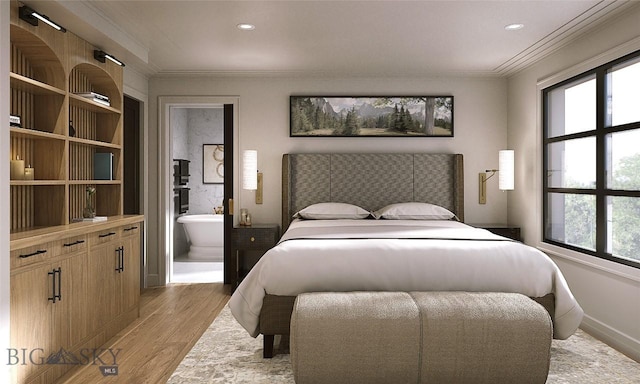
[229,153,584,357]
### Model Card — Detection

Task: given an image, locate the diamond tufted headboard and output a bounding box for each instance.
[281,153,464,231]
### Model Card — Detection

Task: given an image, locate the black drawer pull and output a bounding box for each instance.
[123,226,138,232]
[19,249,47,259]
[63,240,85,247]
[99,232,116,238]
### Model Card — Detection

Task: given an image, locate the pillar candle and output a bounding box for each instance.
[24,165,34,180]
[10,157,25,180]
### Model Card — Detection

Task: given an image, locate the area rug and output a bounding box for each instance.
[168,305,640,383]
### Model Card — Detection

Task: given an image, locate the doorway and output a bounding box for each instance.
[171,107,224,283]
[158,97,238,285]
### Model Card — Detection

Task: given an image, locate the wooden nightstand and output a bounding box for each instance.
[231,224,280,288]
[471,224,522,242]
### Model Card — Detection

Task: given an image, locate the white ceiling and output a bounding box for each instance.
[25,0,637,77]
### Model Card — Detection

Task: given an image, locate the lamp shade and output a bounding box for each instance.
[242,150,258,190]
[498,150,514,190]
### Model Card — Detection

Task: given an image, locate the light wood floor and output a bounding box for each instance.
[59,283,231,384]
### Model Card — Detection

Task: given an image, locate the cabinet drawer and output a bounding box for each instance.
[89,228,120,246]
[58,235,88,255]
[120,223,141,238]
[11,242,59,269]
[232,227,279,250]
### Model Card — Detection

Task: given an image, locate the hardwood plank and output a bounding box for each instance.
[58,283,231,383]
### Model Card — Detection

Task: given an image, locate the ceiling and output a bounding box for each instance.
[25,0,636,77]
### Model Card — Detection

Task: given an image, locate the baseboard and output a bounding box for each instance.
[581,313,640,363]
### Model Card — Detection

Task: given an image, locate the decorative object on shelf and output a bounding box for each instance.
[214,206,224,214]
[10,114,21,127]
[479,150,515,204]
[83,186,97,218]
[19,5,66,32]
[242,150,263,204]
[239,208,251,226]
[203,144,224,184]
[69,120,76,137]
[290,96,454,137]
[24,165,34,180]
[10,156,25,180]
[93,49,125,67]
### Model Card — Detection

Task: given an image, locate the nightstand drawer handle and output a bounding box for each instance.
[250,237,255,242]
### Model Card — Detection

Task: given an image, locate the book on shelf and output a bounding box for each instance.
[83,216,107,222]
[91,97,111,107]
[74,91,110,102]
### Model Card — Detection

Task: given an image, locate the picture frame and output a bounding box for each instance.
[203,144,224,184]
[290,96,453,137]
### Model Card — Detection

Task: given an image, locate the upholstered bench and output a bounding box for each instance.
[290,291,552,384]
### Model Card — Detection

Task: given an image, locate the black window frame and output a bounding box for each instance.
[542,49,640,269]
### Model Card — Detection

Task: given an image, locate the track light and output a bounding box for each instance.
[19,6,66,32]
[94,50,125,67]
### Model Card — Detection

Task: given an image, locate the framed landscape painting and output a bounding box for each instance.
[290,96,454,137]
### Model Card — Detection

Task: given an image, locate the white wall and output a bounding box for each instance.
[148,75,509,283]
[508,6,640,361]
[1,1,11,381]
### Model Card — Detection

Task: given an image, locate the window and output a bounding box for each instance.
[543,50,640,268]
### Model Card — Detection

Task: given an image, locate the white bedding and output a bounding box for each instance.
[229,219,584,339]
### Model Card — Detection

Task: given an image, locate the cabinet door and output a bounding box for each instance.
[51,252,88,350]
[10,265,54,383]
[87,243,120,330]
[121,233,141,313]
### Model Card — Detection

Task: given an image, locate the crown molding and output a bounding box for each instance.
[496,0,638,77]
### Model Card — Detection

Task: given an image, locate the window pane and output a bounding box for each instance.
[608,196,640,262]
[546,192,596,251]
[546,76,596,138]
[547,137,596,189]
[607,129,640,190]
[607,57,640,127]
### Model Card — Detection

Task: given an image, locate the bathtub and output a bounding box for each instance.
[176,214,224,261]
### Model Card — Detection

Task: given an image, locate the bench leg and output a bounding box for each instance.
[263,334,274,358]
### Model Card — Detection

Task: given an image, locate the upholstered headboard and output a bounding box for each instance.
[281,153,464,231]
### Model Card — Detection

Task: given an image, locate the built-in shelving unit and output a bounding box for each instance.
[8,3,141,383]
[9,2,124,233]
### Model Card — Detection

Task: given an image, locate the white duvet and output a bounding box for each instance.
[229,219,584,339]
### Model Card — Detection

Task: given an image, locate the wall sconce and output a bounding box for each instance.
[479,150,514,204]
[19,5,66,32]
[242,150,263,204]
[94,50,126,67]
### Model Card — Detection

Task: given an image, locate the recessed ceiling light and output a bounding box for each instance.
[237,23,255,31]
[505,23,524,31]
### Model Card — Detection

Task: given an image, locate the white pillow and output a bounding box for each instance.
[372,202,456,220]
[294,202,370,220]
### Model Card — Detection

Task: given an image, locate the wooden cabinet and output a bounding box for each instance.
[87,223,141,340]
[10,236,88,383]
[9,216,143,384]
[9,0,124,232]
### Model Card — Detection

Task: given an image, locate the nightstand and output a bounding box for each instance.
[471,224,522,242]
[231,224,280,288]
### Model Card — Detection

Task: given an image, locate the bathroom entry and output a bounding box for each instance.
[171,106,226,283]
